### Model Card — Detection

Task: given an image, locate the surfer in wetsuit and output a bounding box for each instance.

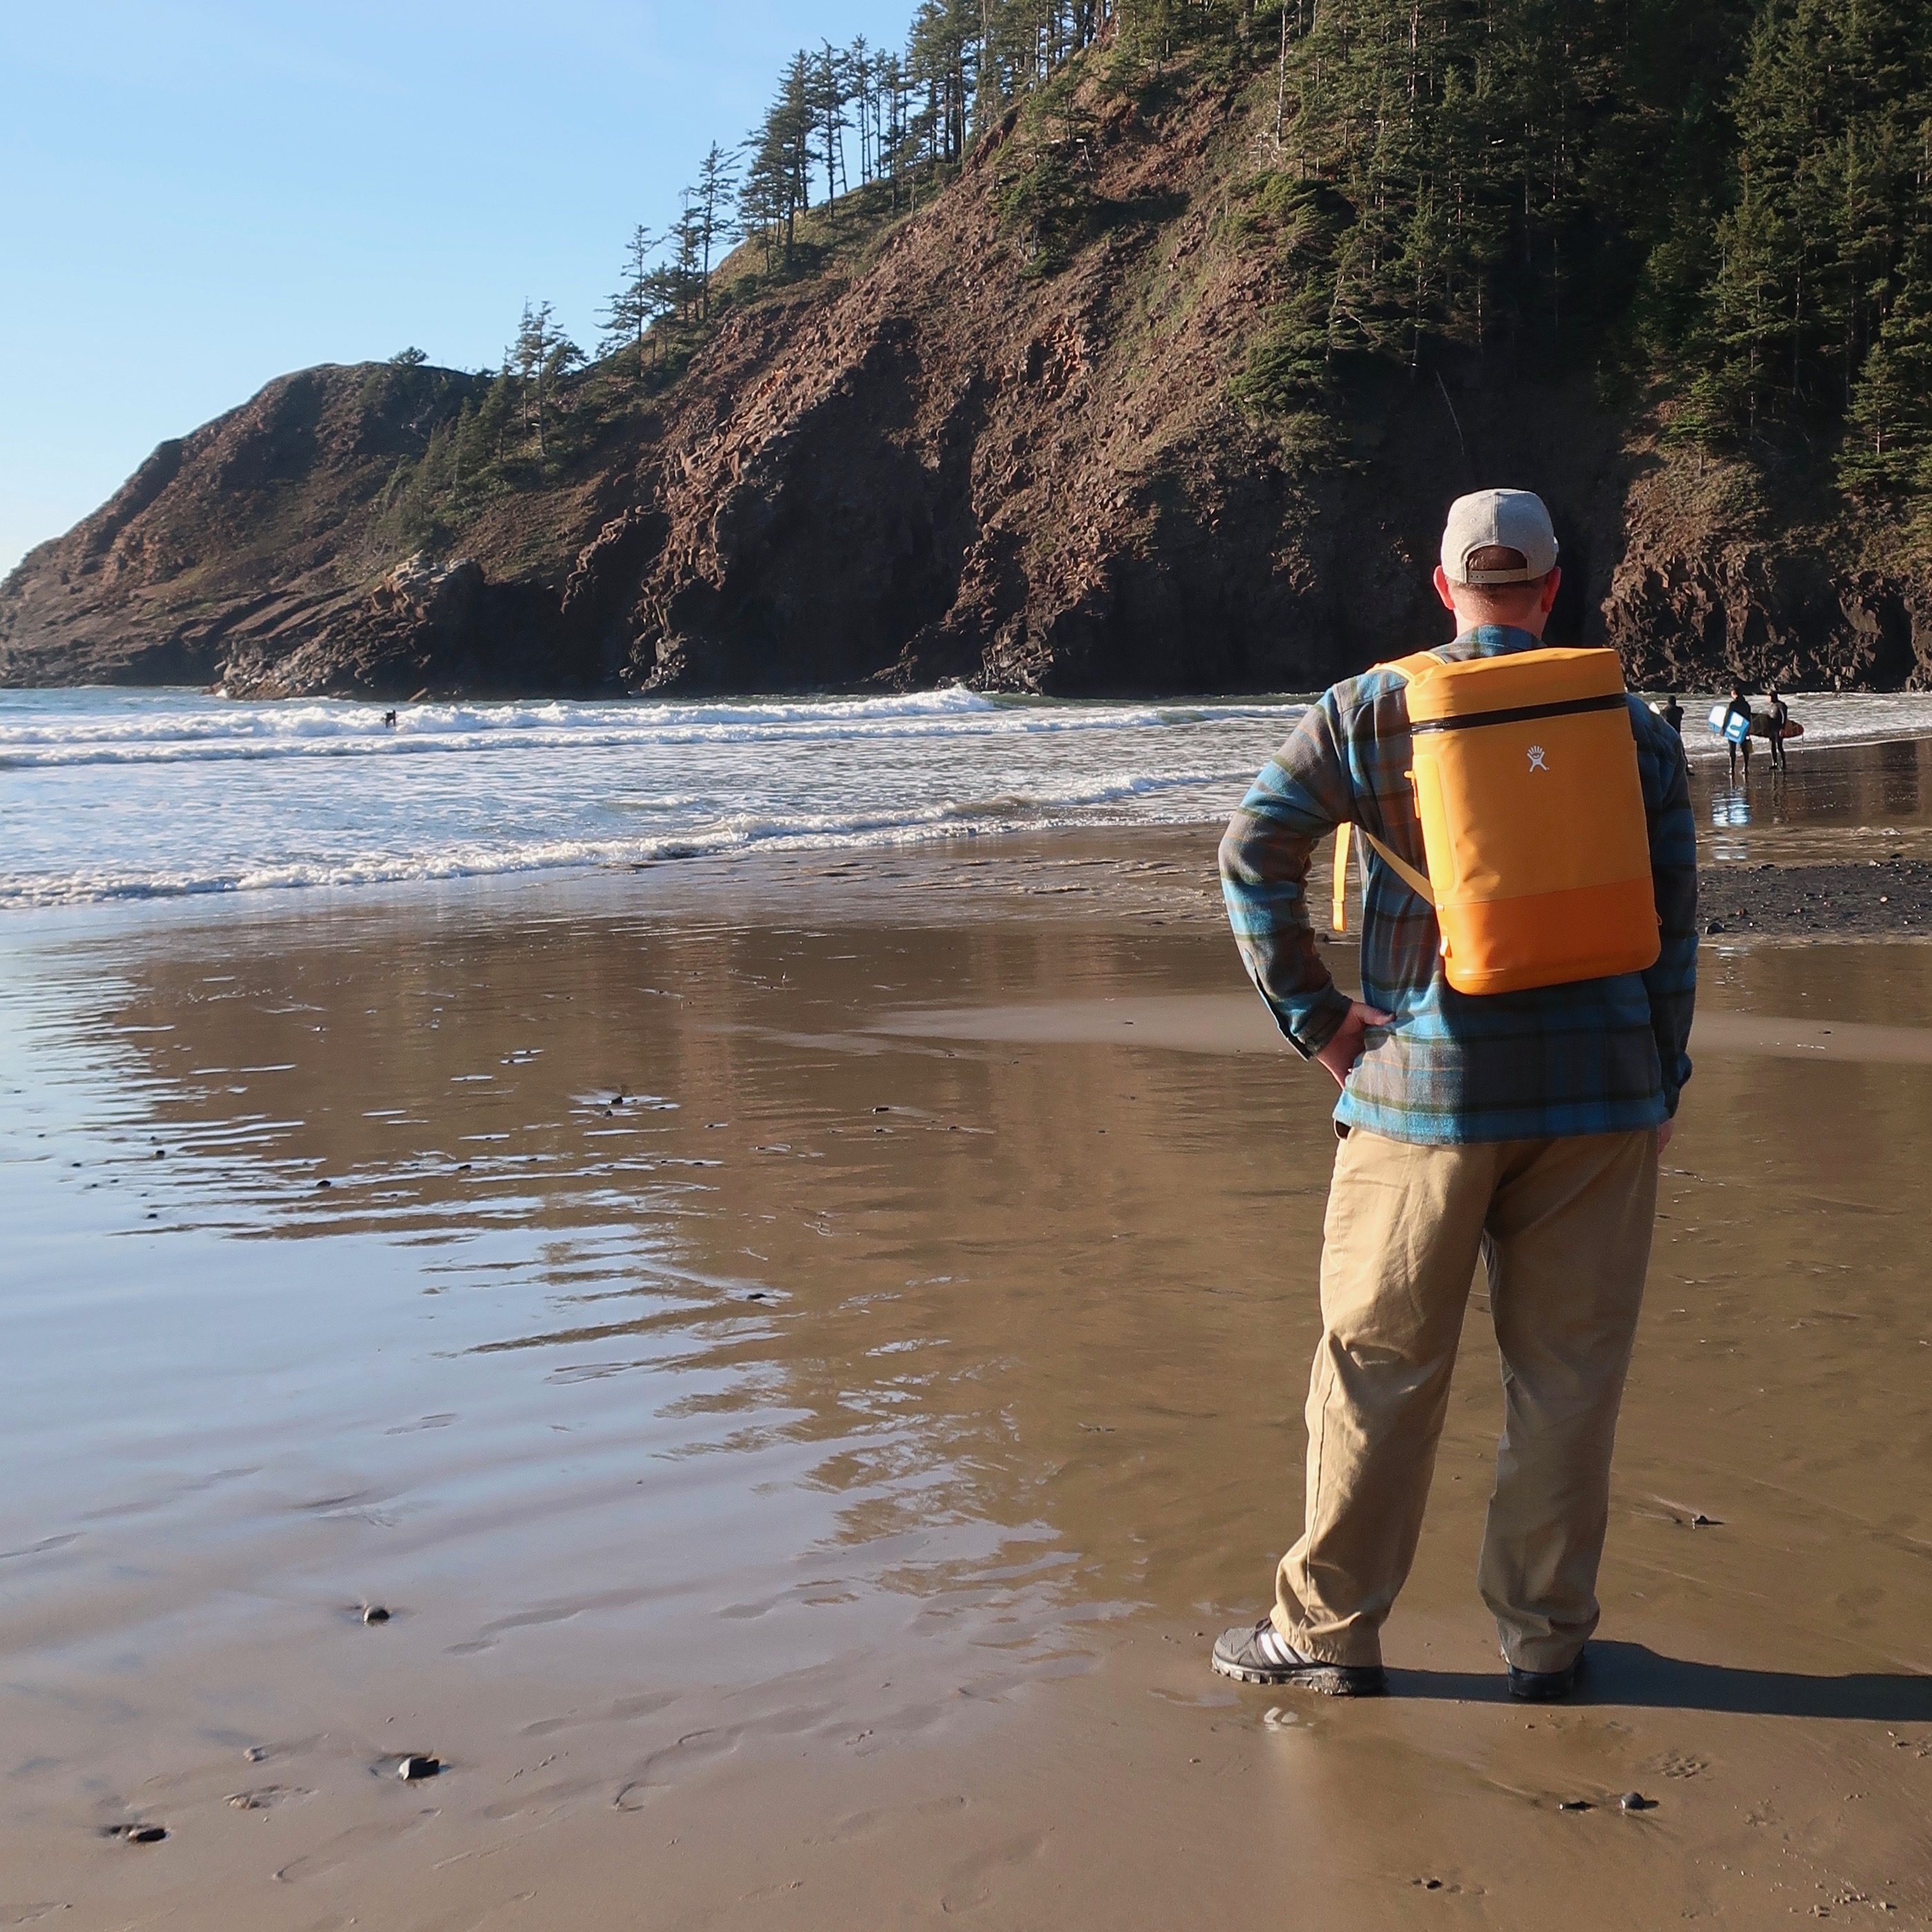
[1722,684,1754,783]
[1766,685,1790,771]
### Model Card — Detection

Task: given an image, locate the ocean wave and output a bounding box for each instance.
[0,687,1306,770]
[0,770,1237,909]
[8,683,1931,914]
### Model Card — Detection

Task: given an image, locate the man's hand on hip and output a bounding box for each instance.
[1315,1002,1394,1089]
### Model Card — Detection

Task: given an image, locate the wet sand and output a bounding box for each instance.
[4,742,1932,1927]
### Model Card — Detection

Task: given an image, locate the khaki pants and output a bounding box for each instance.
[1273,1127,1658,1674]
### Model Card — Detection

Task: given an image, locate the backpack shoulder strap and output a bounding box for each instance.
[1358,827,1436,903]
[1369,648,1448,683]
[1330,650,1443,931]
[1333,822,1435,931]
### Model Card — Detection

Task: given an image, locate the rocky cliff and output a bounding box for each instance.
[6,52,1928,698]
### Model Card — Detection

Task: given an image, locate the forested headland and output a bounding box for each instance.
[5,0,1930,697]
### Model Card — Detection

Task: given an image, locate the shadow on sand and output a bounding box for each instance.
[1389,1642,1932,1720]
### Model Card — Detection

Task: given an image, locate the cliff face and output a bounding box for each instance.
[0,360,614,695]
[5,71,1928,698]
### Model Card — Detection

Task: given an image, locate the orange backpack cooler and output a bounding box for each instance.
[1334,647,1661,996]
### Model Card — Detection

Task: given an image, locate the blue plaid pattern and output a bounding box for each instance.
[1219,625,1698,1145]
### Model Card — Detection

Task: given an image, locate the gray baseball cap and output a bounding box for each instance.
[1440,489,1559,585]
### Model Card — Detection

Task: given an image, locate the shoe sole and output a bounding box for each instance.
[1210,1654,1388,1697]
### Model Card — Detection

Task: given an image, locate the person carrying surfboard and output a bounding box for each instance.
[1766,685,1790,771]
[1722,684,1754,782]
[1211,487,1697,1701]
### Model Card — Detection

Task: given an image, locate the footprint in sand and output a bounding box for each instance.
[227,1784,311,1811]
[612,1728,742,1811]
[273,1814,436,1885]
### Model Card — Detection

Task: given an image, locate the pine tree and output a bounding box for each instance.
[738,126,793,273]
[811,42,853,211]
[600,225,660,382]
[1842,267,1932,495]
[511,302,577,458]
[695,143,738,315]
[1705,0,1932,436]
[465,363,517,471]
[907,0,976,168]
[670,193,706,320]
[849,35,875,183]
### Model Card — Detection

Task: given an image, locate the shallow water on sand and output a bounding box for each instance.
[1694,732,1932,864]
[3,829,1931,1926]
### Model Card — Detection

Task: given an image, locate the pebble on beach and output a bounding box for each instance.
[1621,1791,1656,1812]
[397,1754,441,1781]
[362,1604,390,1624]
[117,1823,167,1844]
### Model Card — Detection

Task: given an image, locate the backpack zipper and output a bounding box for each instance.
[1410,692,1628,734]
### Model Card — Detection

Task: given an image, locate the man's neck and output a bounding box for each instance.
[1452,622,1544,657]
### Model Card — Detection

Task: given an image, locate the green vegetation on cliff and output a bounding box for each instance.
[399,0,1932,550]
[1226,0,1931,529]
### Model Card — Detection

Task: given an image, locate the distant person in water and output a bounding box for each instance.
[1660,695,1685,734]
[1766,685,1790,771]
[1211,489,1696,1702]
[383,710,398,728]
[1722,684,1753,782]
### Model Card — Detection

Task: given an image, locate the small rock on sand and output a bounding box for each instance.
[363,1604,390,1624]
[397,1755,441,1781]
[1621,1791,1656,1812]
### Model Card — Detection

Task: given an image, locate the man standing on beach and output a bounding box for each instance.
[1766,685,1790,771]
[1723,684,1754,783]
[1210,490,1697,1700]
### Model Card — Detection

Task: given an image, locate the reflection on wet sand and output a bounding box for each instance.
[1695,732,1932,864]
[1,822,1929,1926]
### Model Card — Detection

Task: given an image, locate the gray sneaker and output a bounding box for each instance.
[1209,1618,1388,1696]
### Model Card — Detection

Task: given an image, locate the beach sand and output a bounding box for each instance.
[3,739,1931,1928]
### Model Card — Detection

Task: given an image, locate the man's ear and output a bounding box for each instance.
[1433,564,1458,612]
[1538,566,1563,615]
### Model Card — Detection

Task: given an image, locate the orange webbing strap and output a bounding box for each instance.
[1374,647,1451,683]
[1333,822,1434,931]
[1359,827,1436,903]
[1331,649,1445,931]
[1329,819,1437,931]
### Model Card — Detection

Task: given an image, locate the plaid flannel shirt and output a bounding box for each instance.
[1220,625,1697,1145]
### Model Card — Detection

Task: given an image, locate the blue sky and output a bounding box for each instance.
[1,1,913,574]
